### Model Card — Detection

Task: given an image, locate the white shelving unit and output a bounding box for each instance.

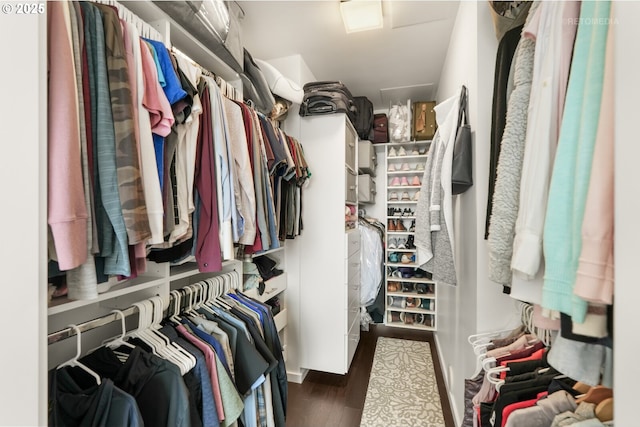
[383,140,437,331]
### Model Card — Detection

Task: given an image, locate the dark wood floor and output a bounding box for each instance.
[285,324,455,427]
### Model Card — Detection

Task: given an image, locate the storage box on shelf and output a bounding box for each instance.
[383,139,437,331]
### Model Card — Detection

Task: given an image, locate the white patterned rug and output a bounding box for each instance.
[360,337,445,427]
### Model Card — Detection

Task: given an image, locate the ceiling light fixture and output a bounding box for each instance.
[340,0,383,34]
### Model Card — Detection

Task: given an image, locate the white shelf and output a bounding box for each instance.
[387,291,436,299]
[387,170,425,175]
[48,276,166,316]
[244,274,287,304]
[274,308,288,332]
[169,259,239,281]
[387,185,421,190]
[387,262,419,268]
[387,231,415,235]
[384,140,432,147]
[248,246,285,259]
[385,321,436,331]
[387,200,418,204]
[385,307,436,315]
[386,248,417,253]
[387,216,416,220]
[386,276,435,284]
[387,155,429,160]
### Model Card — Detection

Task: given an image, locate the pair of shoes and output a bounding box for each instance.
[406,297,421,308]
[412,191,420,201]
[387,296,406,308]
[388,147,407,157]
[388,238,397,249]
[402,208,415,217]
[411,176,421,186]
[389,177,400,186]
[389,192,399,201]
[400,312,415,325]
[402,282,414,292]
[409,220,416,232]
[415,283,433,295]
[414,268,431,279]
[388,219,396,231]
[400,253,415,264]
[388,252,400,263]
[388,219,407,232]
[415,163,425,171]
[406,235,416,249]
[389,163,411,172]
[387,311,401,323]
[401,192,411,201]
[396,238,407,249]
[389,177,412,187]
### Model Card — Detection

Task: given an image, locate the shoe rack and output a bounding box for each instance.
[384,140,437,331]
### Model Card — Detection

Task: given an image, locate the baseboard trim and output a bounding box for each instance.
[434,333,462,427]
[287,368,309,384]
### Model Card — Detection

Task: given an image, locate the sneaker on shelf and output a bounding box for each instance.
[411,148,420,155]
[411,176,421,186]
[394,208,403,217]
[401,163,411,171]
[389,177,401,186]
[388,147,397,157]
[415,163,425,171]
[389,191,399,201]
[388,163,398,172]
[388,252,400,263]
[402,282,415,292]
[396,220,407,232]
[402,208,411,217]
[388,238,398,249]
[419,147,428,155]
[409,220,416,232]
[412,191,420,201]
[397,146,407,156]
[401,191,411,201]
[397,238,407,249]
[388,219,397,232]
[401,253,413,264]
[387,207,395,217]
[400,177,410,186]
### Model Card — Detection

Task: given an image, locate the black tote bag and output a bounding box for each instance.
[452,85,473,195]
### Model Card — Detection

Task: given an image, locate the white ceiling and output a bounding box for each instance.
[239,1,460,110]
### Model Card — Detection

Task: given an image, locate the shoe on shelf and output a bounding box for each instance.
[416,283,431,295]
[396,220,407,232]
[388,238,398,249]
[400,177,410,186]
[400,312,415,325]
[394,208,403,217]
[414,268,432,279]
[388,163,398,172]
[388,219,397,232]
[402,282,414,292]
[401,191,411,201]
[388,252,400,263]
[387,281,401,292]
[401,253,413,264]
[411,176,421,186]
[412,191,420,201]
[406,235,416,250]
[409,220,416,232]
[419,147,428,155]
[388,311,401,323]
[415,163,425,171]
[397,147,407,156]
[397,238,407,249]
[389,177,401,186]
[389,191,399,201]
[388,147,397,157]
[411,147,420,155]
[401,163,411,171]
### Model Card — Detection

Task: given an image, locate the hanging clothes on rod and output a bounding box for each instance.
[48,271,288,427]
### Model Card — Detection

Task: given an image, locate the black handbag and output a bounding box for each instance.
[452,85,473,195]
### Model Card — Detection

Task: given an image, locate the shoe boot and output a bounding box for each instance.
[388,219,397,231]
[388,238,398,249]
[397,238,407,249]
[401,253,413,264]
[389,177,401,186]
[388,147,397,157]
[397,147,407,156]
[416,163,425,171]
[401,191,411,201]
[401,163,411,171]
[409,220,416,232]
[389,191,399,201]
[406,235,416,249]
[396,220,407,232]
[411,176,421,186]
[400,177,410,186]
[412,191,420,201]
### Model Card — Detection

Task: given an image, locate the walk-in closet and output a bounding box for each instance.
[0,1,637,426]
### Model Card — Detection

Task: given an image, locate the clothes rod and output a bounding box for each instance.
[47,305,139,346]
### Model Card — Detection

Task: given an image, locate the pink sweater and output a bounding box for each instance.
[47,2,88,270]
[574,19,614,305]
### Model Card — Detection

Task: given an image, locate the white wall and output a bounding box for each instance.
[0,12,48,426]
[433,2,519,424]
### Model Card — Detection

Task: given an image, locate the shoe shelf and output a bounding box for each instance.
[386,276,435,284]
[388,155,429,160]
[387,170,424,175]
[384,135,435,331]
[384,140,432,147]
[387,185,421,190]
[385,321,436,331]
[387,291,435,299]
